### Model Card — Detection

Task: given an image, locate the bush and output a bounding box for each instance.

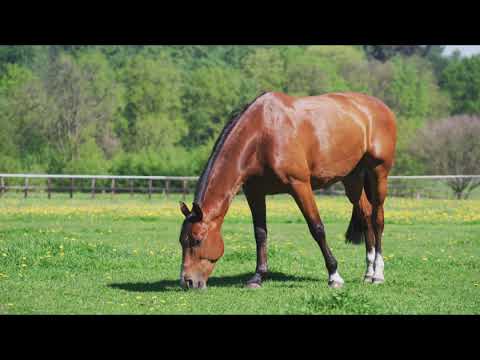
[412,115,480,199]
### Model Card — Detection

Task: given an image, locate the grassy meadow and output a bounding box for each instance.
[0,192,479,314]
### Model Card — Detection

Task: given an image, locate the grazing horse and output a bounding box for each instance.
[178,91,397,290]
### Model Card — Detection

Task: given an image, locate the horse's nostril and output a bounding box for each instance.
[198,281,204,288]
[186,279,193,288]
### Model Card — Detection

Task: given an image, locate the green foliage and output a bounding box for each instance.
[363,45,436,62]
[440,55,480,115]
[0,46,38,70]
[0,64,48,165]
[242,47,286,92]
[390,117,426,175]
[119,54,184,151]
[384,57,452,175]
[0,154,21,173]
[63,138,109,175]
[0,45,474,177]
[386,56,448,119]
[182,65,256,147]
[112,147,195,176]
[285,47,351,96]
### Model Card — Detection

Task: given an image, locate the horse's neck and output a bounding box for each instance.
[201,155,246,223]
[201,125,257,223]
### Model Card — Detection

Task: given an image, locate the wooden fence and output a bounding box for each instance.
[0,174,479,200]
[0,174,198,200]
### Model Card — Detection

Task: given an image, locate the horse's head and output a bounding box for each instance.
[178,202,224,289]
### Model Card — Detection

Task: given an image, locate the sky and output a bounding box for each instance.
[443,45,480,57]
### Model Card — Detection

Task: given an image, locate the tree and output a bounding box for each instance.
[360,60,395,99]
[0,46,38,70]
[182,65,256,147]
[303,46,369,92]
[40,51,124,168]
[0,45,476,178]
[425,46,448,77]
[385,56,450,119]
[385,56,451,176]
[135,113,187,150]
[440,55,480,115]
[285,50,349,96]
[119,53,185,151]
[242,48,286,93]
[363,45,437,62]
[413,116,480,199]
[0,63,50,171]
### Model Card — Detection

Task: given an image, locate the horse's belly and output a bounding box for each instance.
[308,138,365,181]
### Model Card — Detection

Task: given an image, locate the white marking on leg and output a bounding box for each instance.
[373,253,385,283]
[365,248,375,280]
[329,271,344,285]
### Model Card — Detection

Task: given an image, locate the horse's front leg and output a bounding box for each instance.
[244,186,268,288]
[290,180,344,288]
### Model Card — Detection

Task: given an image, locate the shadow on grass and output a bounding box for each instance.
[108,271,319,293]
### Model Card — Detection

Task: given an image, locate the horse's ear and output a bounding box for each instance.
[191,202,203,222]
[179,202,191,218]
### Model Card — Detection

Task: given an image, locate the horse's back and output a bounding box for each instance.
[258,92,397,183]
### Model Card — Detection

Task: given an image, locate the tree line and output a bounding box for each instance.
[0,45,479,193]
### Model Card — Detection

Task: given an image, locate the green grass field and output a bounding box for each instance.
[1,193,479,314]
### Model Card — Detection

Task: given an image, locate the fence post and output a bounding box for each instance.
[148,179,153,200]
[111,178,115,197]
[70,178,74,199]
[91,178,96,198]
[0,177,4,197]
[182,180,187,201]
[129,179,134,197]
[47,178,52,199]
[165,180,170,199]
[24,177,29,199]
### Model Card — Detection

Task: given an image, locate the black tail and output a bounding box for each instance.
[345,205,368,245]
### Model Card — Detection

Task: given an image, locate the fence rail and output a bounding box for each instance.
[0,173,479,200]
[0,173,198,200]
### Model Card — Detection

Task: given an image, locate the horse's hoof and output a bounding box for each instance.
[328,281,344,289]
[246,282,262,289]
[372,277,384,285]
[364,276,373,283]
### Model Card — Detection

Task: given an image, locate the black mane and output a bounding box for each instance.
[193,92,268,205]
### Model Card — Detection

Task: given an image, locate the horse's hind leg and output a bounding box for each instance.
[364,165,389,284]
[343,173,376,283]
[289,180,343,288]
[244,184,268,288]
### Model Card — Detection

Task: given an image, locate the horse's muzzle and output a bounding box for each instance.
[181,276,207,290]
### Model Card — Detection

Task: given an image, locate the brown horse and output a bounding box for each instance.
[178,91,397,290]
